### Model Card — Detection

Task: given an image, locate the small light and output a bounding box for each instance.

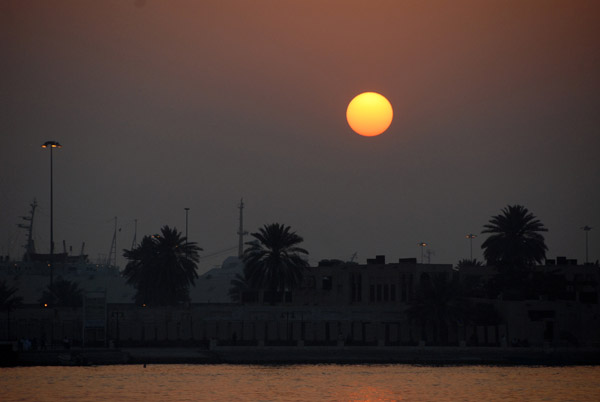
[44,303,48,308]
[42,140,62,149]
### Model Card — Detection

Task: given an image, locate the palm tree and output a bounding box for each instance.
[481,205,548,268]
[1,281,22,340]
[39,279,83,307]
[122,225,201,306]
[456,258,484,268]
[242,223,309,302]
[406,273,470,345]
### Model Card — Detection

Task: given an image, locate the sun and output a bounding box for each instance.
[346,92,393,137]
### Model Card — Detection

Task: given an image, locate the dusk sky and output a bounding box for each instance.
[2,0,599,272]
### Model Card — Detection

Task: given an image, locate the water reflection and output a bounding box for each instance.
[1,364,599,401]
[347,385,399,401]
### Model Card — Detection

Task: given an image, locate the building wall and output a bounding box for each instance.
[294,262,455,306]
[2,261,598,348]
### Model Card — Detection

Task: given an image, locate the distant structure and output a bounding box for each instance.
[417,242,427,263]
[18,198,38,260]
[131,218,137,249]
[106,217,118,268]
[237,198,248,258]
[582,225,592,264]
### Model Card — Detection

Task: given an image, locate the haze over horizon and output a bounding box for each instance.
[2,0,599,273]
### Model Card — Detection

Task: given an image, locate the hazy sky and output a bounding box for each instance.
[2,0,599,272]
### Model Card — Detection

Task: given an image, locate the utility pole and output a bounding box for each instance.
[237,199,248,258]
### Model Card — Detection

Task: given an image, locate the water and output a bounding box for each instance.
[2,364,599,401]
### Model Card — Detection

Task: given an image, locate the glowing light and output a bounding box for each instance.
[346,92,393,137]
[41,141,62,149]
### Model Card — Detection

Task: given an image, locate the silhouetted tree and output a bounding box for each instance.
[406,273,470,345]
[456,258,484,268]
[242,223,309,302]
[39,279,82,307]
[481,205,549,299]
[1,281,22,340]
[122,225,201,306]
[481,205,548,267]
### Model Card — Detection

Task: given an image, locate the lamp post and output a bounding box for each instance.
[184,207,190,258]
[466,234,477,261]
[582,226,592,264]
[184,208,190,240]
[417,242,427,264]
[42,141,61,295]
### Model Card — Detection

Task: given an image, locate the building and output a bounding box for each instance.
[2,256,599,349]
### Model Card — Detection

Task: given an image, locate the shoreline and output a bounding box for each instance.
[4,346,600,367]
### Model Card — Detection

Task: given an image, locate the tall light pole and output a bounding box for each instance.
[582,226,592,264]
[238,199,248,258]
[418,242,427,264]
[184,208,190,257]
[466,234,477,261]
[42,141,61,295]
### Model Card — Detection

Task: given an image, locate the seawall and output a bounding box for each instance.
[6,346,600,366]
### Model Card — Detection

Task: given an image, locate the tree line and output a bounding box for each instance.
[119,204,549,306]
[1,204,550,310]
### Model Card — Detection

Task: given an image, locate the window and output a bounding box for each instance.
[350,274,363,302]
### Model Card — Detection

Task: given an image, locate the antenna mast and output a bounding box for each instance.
[237,199,248,258]
[107,217,117,267]
[132,219,137,249]
[18,198,38,260]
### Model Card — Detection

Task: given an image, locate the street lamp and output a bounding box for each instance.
[41,141,61,294]
[582,226,592,264]
[466,234,477,261]
[184,208,190,258]
[417,242,427,264]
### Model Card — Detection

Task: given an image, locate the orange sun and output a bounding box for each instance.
[346,92,393,137]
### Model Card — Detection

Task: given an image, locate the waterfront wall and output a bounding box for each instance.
[2,300,598,349]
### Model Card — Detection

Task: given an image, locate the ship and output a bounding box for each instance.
[0,200,243,304]
[0,199,131,304]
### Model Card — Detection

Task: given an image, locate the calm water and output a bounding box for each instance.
[2,364,599,401]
